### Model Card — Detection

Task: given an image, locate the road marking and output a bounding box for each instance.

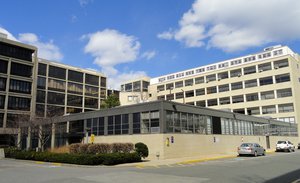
[135,165,145,169]
[291,179,300,183]
[35,161,45,164]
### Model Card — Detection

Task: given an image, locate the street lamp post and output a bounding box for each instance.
[181,89,185,104]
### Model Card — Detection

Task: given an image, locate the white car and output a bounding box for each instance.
[276,141,295,152]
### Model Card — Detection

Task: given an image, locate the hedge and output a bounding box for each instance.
[4,148,141,165]
[69,143,134,154]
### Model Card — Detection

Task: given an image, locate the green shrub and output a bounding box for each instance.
[135,142,149,159]
[69,143,81,154]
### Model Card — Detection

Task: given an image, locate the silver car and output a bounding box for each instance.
[238,143,266,157]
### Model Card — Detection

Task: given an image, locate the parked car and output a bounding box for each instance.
[237,143,266,157]
[275,141,295,152]
[297,143,300,149]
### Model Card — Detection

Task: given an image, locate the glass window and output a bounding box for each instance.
[261,91,274,100]
[9,79,32,94]
[133,113,141,134]
[231,82,243,90]
[48,78,66,92]
[246,93,258,102]
[247,107,260,115]
[230,69,242,78]
[218,72,228,79]
[157,95,165,100]
[67,95,83,107]
[100,88,106,98]
[0,113,3,127]
[195,77,204,84]
[36,90,45,103]
[259,76,273,86]
[196,100,206,107]
[258,63,271,72]
[157,85,165,91]
[115,115,122,135]
[207,99,218,106]
[218,84,229,92]
[245,79,257,88]
[185,90,194,98]
[47,105,64,117]
[142,81,149,92]
[6,114,30,128]
[0,42,33,61]
[0,95,5,109]
[195,88,205,96]
[262,105,276,114]
[48,65,66,80]
[68,70,83,83]
[10,62,32,77]
[36,104,45,117]
[185,79,193,86]
[67,107,82,114]
[0,77,7,91]
[133,81,141,92]
[207,86,217,94]
[232,95,244,103]
[233,109,245,114]
[274,59,288,69]
[166,94,174,100]
[101,77,106,87]
[38,63,47,76]
[98,117,105,135]
[278,103,294,113]
[206,74,216,82]
[277,88,292,98]
[175,81,183,88]
[141,112,150,134]
[166,83,174,90]
[122,114,129,134]
[244,66,256,75]
[219,97,230,105]
[275,73,290,83]
[37,77,46,89]
[175,92,184,99]
[85,97,98,109]
[85,85,98,97]
[8,96,31,111]
[125,83,132,92]
[0,59,8,74]
[68,82,83,94]
[47,92,65,105]
[85,74,99,86]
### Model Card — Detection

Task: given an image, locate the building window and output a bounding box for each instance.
[278,117,295,123]
[185,79,193,86]
[10,62,32,78]
[125,83,132,92]
[185,90,194,98]
[217,72,228,80]
[219,97,230,105]
[38,63,47,76]
[195,88,205,96]
[133,81,141,92]
[273,49,283,56]
[47,105,64,117]
[196,100,206,107]
[68,82,83,95]
[48,78,66,92]
[101,77,106,88]
[195,68,205,73]
[175,81,183,88]
[67,107,82,114]
[206,74,216,82]
[232,95,244,103]
[108,116,114,135]
[167,75,175,80]
[244,66,256,75]
[6,114,30,128]
[157,95,165,100]
[245,79,257,88]
[207,99,218,106]
[230,69,242,77]
[262,105,276,114]
[158,77,166,82]
[157,85,165,91]
[8,96,31,111]
[231,82,243,90]
[277,88,292,98]
[9,79,32,94]
[207,86,217,94]
[166,94,174,100]
[67,95,83,107]
[185,70,194,76]
[37,77,46,89]
[133,113,141,134]
[261,91,274,100]
[36,90,45,103]
[166,83,174,90]
[85,85,98,97]
[0,59,8,74]
[176,73,184,78]
[0,77,7,91]
[247,107,260,115]
[142,81,149,92]
[0,113,4,127]
[175,92,184,99]
[258,63,272,72]
[0,95,5,109]
[278,103,294,113]
[207,65,216,71]
[244,56,256,62]
[195,77,204,84]
[47,92,65,105]
[48,65,66,80]
[246,93,258,102]
[274,59,288,69]
[68,70,83,83]
[218,84,229,92]
[85,74,99,86]
[0,42,33,61]
[231,59,242,66]
[233,109,245,114]
[259,76,273,86]
[36,104,45,117]
[218,62,229,68]
[275,73,290,83]
[128,95,139,102]
[85,97,98,109]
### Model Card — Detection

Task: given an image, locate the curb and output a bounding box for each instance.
[177,155,237,165]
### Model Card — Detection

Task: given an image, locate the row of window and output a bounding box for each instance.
[38,63,106,87]
[121,80,150,92]
[0,60,33,78]
[0,42,34,62]
[157,59,289,91]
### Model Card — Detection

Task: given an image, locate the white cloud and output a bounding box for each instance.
[158,0,300,52]
[0,27,63,61]
[19,33,63,61]
[82,29,148,89]
[79,0,93,7]
[141,50,156,60]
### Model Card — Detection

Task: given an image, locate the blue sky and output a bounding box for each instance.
[1,0,300,89]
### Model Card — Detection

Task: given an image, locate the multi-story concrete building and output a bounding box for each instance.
[0,35,38,145]
[0,35,107,146]
[147,45,300,133]
[119,77,150,106]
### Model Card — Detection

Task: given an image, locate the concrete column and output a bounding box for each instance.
[50,123,55,149]
[26,126,31,150]
[17,127,21,149]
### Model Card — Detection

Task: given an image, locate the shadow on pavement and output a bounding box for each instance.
[264,168,300,183]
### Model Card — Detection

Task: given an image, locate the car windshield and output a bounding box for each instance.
[277,141,286,144]
[240,143,253,147]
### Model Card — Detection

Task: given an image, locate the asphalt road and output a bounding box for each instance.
[1,151,300,183]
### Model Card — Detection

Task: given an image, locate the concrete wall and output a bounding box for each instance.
[93,134,298,160]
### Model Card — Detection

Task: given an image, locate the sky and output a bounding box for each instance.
[1,0,300,89]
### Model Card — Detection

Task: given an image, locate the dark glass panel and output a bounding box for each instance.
[6,114,30,128]
[36,90,45,103]
[85,97,98,109]
[100,77,106,87]
[47,105,65,117]
[85,74,99,86]
[48,79,66,92]
[0,95,5,109]
[68,70,83,83]
[9,79,32,94]
[10,62,32,77]
[0,59,8,73]
[0,113,3,128]
[67,107,82,114]
[85,85,98,97]
[35,104,45,117]
[0,42,34,61]
[67,95,83,107]
[48,65,66,80]
[8,96,31,111]
[47,92,65,105]
[38,63,47,76]
[37,77,46,89]
[0,77,6,91]
[98,117,104,135]
[67,82,83,94]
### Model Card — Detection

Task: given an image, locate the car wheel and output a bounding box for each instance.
[254,151,257,157]
[262,150,266,156]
